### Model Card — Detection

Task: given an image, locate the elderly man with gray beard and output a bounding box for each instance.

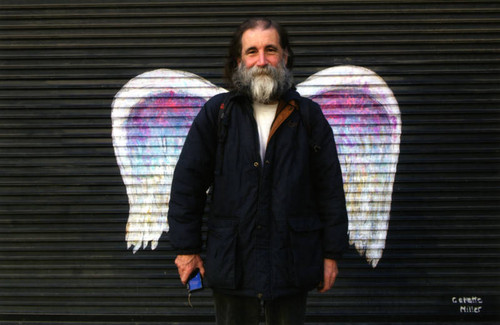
[168,17,349,325]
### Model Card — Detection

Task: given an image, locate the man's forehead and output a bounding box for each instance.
[241,27,281,48]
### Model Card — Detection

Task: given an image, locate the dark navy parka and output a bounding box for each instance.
[168,88,348,299]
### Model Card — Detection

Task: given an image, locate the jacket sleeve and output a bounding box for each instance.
[308,100,349,260]
[167,94,223,254]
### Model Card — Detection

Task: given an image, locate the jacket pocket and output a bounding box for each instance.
[205,219,239,289]
[288,217,324,290]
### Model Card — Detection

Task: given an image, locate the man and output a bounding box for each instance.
[168,18,348,325]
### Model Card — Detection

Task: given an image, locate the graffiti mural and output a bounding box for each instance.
[111,66,401,267]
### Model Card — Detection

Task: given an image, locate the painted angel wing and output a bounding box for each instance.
[111,69,225,253]
[297,65,401,267]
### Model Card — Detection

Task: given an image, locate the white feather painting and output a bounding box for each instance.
[111,66,401,267]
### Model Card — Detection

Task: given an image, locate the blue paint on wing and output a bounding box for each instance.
[123,91,206,174]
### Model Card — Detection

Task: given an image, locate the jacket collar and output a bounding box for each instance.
[281,86,301,103]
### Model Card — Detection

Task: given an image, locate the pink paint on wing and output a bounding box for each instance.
[311,88,393,146]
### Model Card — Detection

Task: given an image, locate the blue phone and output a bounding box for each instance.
[187,269,203,292]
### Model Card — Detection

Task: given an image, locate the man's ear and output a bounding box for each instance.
[283,51,289,66]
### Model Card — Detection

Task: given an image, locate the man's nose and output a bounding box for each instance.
[256,51,267,67]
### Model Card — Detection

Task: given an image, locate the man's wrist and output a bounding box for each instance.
[174,248,202,255]
[324,253,342,261]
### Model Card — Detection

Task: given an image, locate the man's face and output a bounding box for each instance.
[232,26,292,104]
[239,27,288,69]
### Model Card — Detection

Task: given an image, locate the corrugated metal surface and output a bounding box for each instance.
[0,0,499,323]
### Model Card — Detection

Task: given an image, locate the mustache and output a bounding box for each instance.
[249,65,275,76]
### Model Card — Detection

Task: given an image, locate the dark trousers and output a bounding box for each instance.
[213,290,308,325]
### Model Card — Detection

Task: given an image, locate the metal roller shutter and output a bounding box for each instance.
[0,0,498,323]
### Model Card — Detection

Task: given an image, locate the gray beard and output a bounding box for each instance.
[232,61,293,104]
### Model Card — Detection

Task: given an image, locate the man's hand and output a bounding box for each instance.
[174,254,205,284]
[318,258,339,293]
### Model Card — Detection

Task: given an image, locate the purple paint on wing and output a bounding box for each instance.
[311,88,393,145]
[125,90,206,144]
